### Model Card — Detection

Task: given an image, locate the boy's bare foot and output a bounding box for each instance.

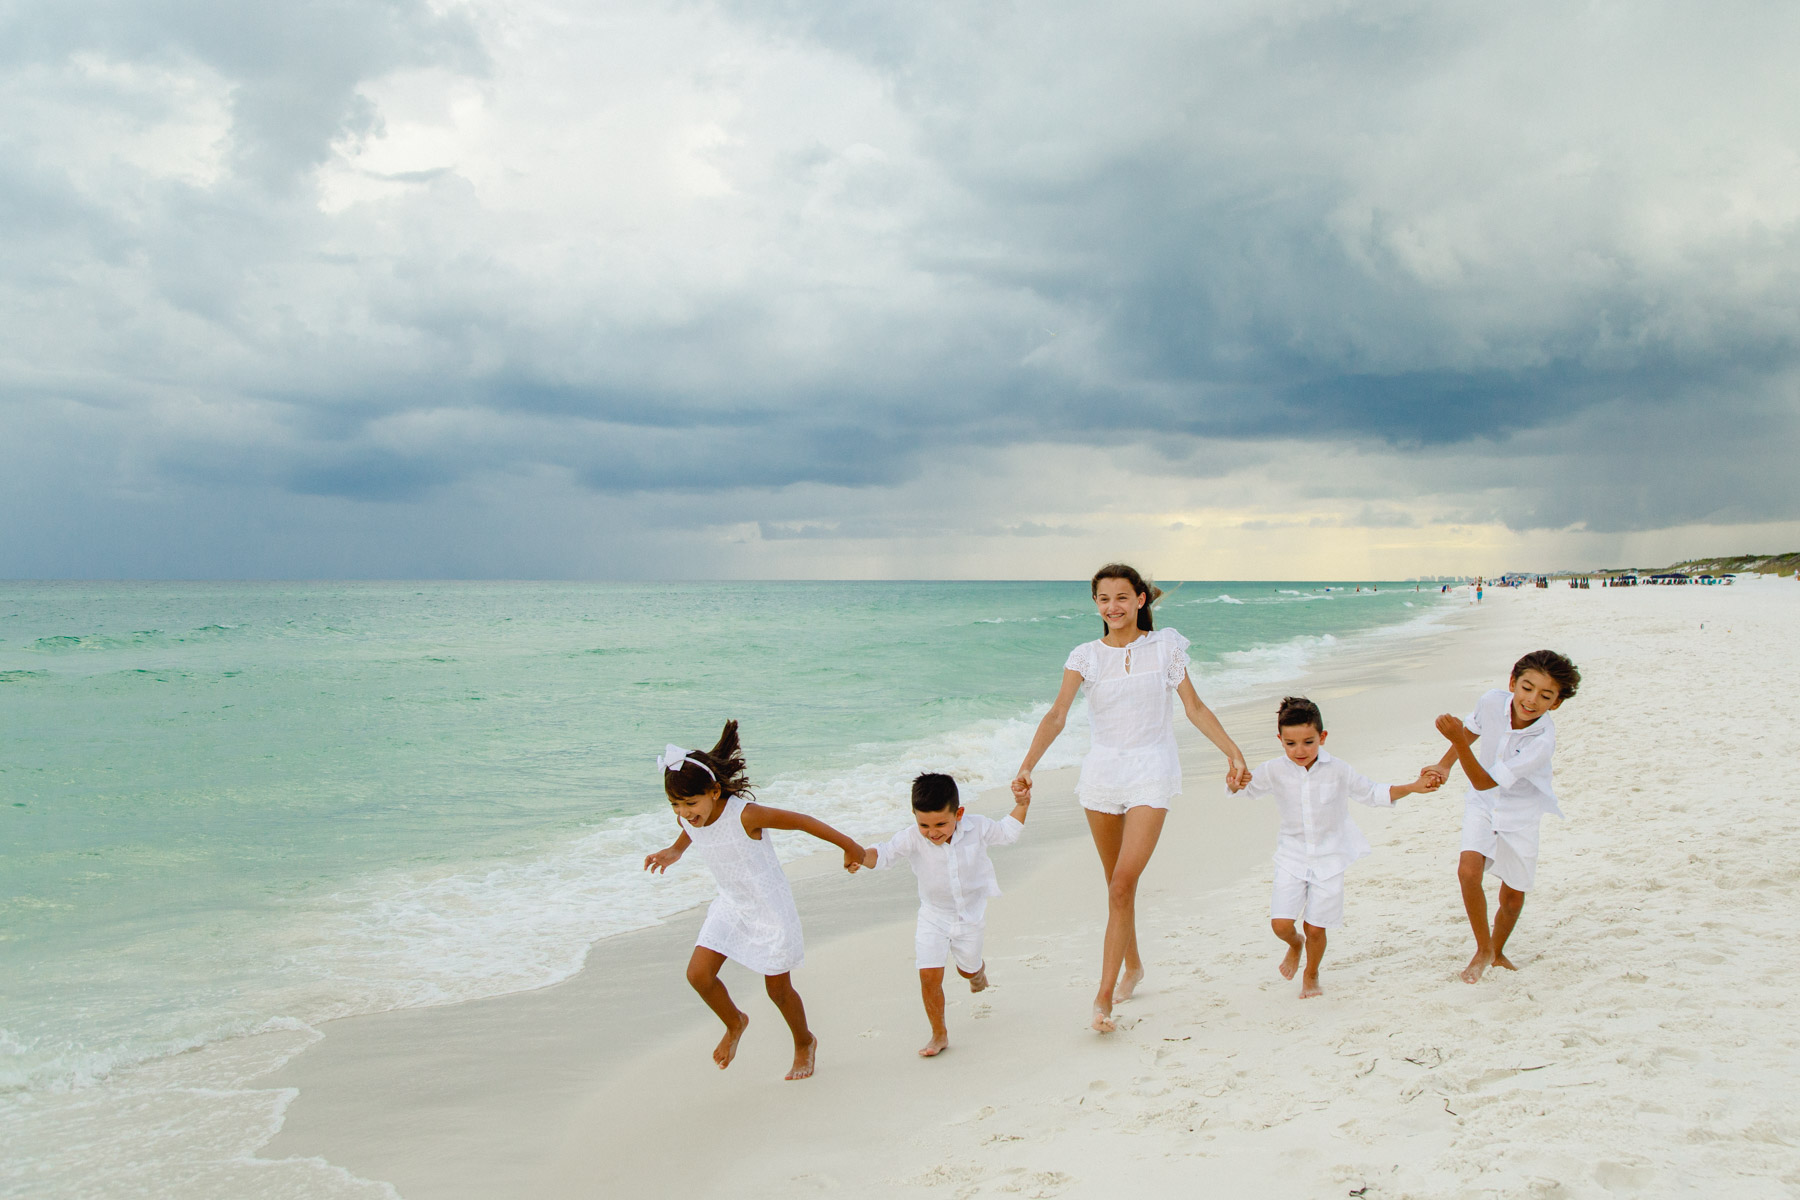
[1461,948,1495,984]
[784,1035,818,1081]
[1278,944,1302,981]
[1113,966,1145,1003]
[967,966,989,993]
[1299,974,1323,999]
[918,1032,949,1058]
[1091,1004,1117,1034]
[1492,952,1517,971]
[713,1012,749,1069]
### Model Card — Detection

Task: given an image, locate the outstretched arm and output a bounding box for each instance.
[643,829,691,873]
[1387,767,1444,803]
[1434,715,1496,790]
[1013,670,1083,798]
[743,803,867,871]
[1176,676,1250,789]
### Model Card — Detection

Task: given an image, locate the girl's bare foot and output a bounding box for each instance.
[967,966,989,993]
[1278,945,1302,981]
[918,1032,949,1058]
[1091,1004,1117,1033]
[1492,952,1517,971]
[784,1035,818,1080]
[713,1011,749,1069]
[1299,974,1323,999]
[1461,948,1495,984]
[1113,965,1145,1003]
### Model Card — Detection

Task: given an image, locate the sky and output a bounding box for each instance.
[3,0,1798,580]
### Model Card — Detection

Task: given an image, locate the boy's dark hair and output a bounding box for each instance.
[663,720,754,801]
[1276,696,1324,732]
[1091,563,1164,635]
[911,772,961,813]
[1512,650,1581,700]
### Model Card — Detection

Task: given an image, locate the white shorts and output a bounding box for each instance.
[1077,790,1174,816]
[915,909,985,973]
[1270,866,1346,929]
[1460,807,1541,892]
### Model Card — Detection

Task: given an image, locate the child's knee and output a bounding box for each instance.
[1107,873,1140,906]
[763,973,795,1000]
[685,961,717,992]
[1271,918,1297,939]
[918,967,946,988]
[1496,887,1526,914]
[1303,923,1328,943]
[1456,854,1486,886]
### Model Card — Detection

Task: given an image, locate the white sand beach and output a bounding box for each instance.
[262,579,1800,1199]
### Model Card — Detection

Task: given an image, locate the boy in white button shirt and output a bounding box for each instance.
[1231,697,1442,997]
[1429,649,1582,984]
[861,773,1028,1057]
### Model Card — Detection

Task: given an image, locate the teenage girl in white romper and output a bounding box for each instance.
[644,721,867,1080]
[1013,564,1250,1032]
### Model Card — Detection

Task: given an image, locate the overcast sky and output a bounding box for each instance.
[4,0,1797,579]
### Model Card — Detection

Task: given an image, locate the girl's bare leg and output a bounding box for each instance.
[1085,806,1167,1031]
[685,947,748,1069]
[763,972,817,1080]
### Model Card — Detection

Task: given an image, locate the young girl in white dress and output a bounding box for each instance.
[1012,564,1250,1032]
[643,721,866,1080]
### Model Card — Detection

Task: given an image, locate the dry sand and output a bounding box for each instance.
[261,580,1800,1199]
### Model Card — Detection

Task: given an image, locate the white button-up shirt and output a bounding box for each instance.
[1240,750,1392,880]
[871,813,1024,924]
[1463,688,1561,830]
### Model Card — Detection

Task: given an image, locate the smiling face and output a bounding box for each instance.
[1092,576,1145,634]
[1508,668,1564,728]
[1277,723,1327,770]
[913,805,963,845]
[668,784,724,827]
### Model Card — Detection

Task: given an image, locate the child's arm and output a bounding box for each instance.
[1387,767,1444,803]
[1176,676,1251,789]
[1434,715,1497,790]
[743,803,867,872]
[643,830,692,873]
[1009,791,1030,825]
[1014,670,1082,795]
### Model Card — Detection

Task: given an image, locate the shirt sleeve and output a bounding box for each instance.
[1063,642,1093,681]
[982,814,1024,847]
[1487,728,1555,791]
[871,828,913,870]
[1344,765,1395,808]
[1160,628,1191,687]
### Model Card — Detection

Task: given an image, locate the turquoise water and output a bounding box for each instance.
[0,580,1444,1195]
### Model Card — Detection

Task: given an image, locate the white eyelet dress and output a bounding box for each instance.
[679,794,806,976]
[1064,627,1193,811]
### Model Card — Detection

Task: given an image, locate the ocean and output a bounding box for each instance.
[0,579,1447,1196]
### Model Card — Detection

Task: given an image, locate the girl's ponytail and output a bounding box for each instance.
[1091,563,1161,634]
[669,719,753,800]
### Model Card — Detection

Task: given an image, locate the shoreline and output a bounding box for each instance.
[257,594,1475,1196]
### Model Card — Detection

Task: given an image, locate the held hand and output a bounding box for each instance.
[643,846,683,874]
[1011,770,1032,800]
[1225,760,1251,791]
[842,845,866,873]
[1434,714,1468,743]
[1414,768,1442,793]
[1420,764,1448,787]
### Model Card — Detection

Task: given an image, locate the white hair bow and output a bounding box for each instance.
[655,744,716,780]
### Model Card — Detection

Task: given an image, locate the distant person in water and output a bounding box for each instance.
[1423,651,1581,984]
[1013,564,1249,1033]
[643,721,865,1080]
[860,772,1029,1057]
[1231,697,1441,997]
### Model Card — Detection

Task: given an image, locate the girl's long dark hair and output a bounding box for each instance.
[663,720,755,801]
[1091,563,1163,635]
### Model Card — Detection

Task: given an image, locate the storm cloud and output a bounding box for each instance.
[2,0,1797,577]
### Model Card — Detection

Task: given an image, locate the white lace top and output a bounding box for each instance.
[1063,627,1192,807]
[679,794,805,975]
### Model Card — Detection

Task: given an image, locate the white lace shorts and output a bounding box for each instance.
[915,909,985,973]
[1270,866,1345,929]
[1077,787,1175,816]
[1460,807,1540,892]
